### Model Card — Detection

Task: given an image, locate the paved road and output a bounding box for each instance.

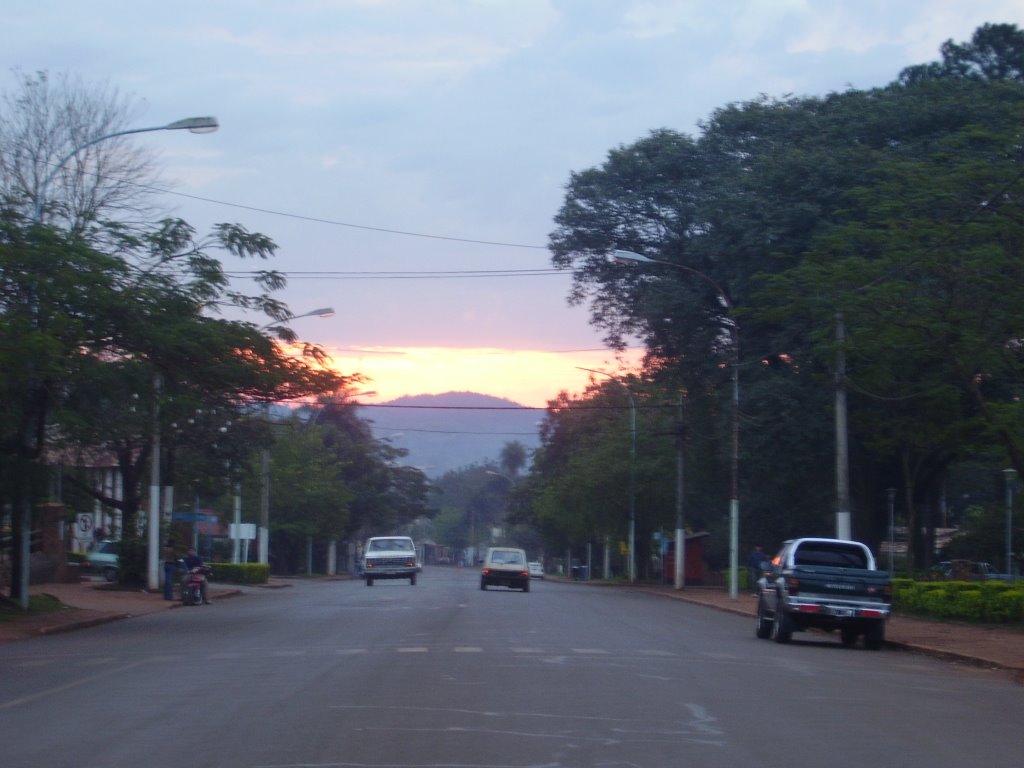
[2,567,1021,767]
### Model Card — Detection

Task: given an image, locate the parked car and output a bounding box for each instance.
[480,547,530,592]
[528,561,545,579]
[756,538,891,649]
[83,540,119,582]
[934,559,1012,582]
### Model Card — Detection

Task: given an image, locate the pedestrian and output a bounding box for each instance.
[162,539,179,600]
[747,545,768,596]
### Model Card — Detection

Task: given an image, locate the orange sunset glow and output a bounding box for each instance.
[321,345,645,408]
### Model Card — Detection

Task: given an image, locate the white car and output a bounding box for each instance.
[528,561,544,579]
[363,536,418,586]
[480,547,530,592]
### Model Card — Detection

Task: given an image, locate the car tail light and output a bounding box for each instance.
[785,576,800,596]
[796,604,821,613]
[482,568,492,576]
[859,608,886,618]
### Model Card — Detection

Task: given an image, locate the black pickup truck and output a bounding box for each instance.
[755,538,891,650]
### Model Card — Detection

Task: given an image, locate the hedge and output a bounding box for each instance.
[892,579,1024,624]
[208,563,270,585]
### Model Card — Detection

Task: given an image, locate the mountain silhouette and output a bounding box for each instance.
[357,392,542,477]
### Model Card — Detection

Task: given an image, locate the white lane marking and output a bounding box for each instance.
[454,646,483,653]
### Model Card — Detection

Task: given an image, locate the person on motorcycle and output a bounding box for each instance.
[182,547,211,604]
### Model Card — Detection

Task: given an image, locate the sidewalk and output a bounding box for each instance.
[3,578,1022,684]
[0,579,249,643]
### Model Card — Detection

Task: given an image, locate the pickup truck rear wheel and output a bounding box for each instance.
[771,606,793,643]
[841,627,859,647]
[755,600,772,639]
[863,621,885,650]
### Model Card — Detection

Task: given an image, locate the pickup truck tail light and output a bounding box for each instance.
[866,583,893,604]
[785,576,800,596]
[859,608,887,618]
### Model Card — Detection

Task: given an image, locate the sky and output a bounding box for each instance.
[4,1,1024,407]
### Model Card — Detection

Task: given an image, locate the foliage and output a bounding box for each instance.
[0,69,169,238]
[894,580,1024,624]
[208,563,270,585]
[544,24,1024,570]
[250,400,430,574]
[0,593,63,621]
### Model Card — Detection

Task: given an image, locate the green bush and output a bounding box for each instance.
[209,563,269,584]
[988,590,1024,623]
[894,580,1024,623]
[951,589,985,621]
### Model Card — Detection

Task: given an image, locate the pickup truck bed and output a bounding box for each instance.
[756,538,892,650]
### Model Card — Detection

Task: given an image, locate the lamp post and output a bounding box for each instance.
[578,366,637,582]
[887,488,896,576]
[674,393,685,590]
[25,115,218,597]
[835,312,851,540]
[33,116,218,222]
[613,250,741,599]
[257,307,335,567]
[1004,469,1017,580]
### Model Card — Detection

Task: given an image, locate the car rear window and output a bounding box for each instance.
[490,550,524,565]
[793,544,867,569]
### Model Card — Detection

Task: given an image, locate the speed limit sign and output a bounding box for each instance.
[75,513,94,541]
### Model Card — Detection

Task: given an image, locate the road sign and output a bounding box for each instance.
[172,511,219,523]
[74,513,94,541]
[230,523,256,540]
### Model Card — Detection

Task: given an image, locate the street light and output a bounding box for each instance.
[257,307,335,568]
[577,366,637,583]
[33,116,219,222]
[613,249,741,599]
[23,114,218,596]
[886,487,896,574]
[1004,469,1017,580]
[260,307,336,332]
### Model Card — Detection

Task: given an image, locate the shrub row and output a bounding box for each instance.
[208,563,270,585]
[892,579,1024,623]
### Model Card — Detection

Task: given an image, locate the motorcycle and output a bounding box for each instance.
[179,561,211,606]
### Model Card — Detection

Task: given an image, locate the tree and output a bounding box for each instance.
[899,23,1024,84]
[0,70,169,238]
[498,441,528,477]
[546,25,1024,568]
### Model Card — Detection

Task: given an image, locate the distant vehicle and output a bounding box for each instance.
[480,547,530,592]
[528,561,545,579]
[934,559,1012,582]
[83,540,119,582]
[756,538,891,650]
[362,536,418,586]
[973,562,1013,581]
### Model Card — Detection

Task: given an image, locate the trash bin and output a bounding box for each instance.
[571,565,589,581]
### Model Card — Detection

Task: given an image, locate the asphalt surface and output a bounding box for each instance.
[5,571,1024,683]
[2,568,1022,768]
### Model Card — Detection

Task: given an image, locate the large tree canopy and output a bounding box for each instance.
[543,24,1024,568]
